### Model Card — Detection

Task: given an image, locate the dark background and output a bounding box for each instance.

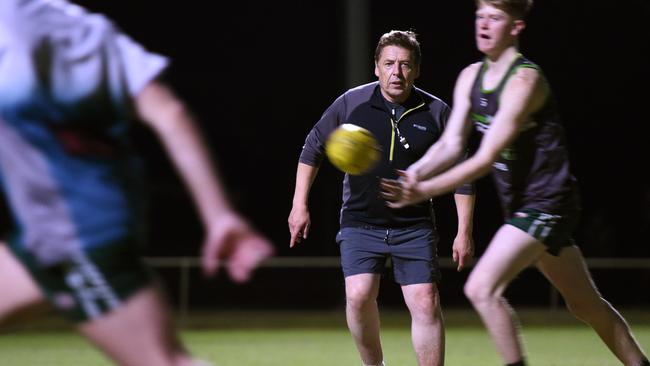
[4,1,650,309]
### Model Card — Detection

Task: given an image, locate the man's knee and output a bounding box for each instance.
[403,283,442,324]
[345,274,379,312]
[346,287,376,312]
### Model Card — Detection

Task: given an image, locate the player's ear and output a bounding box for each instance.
[511,19,525,36]
[374,62,380,78]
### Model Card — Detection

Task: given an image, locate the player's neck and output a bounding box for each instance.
[484,47,519,76]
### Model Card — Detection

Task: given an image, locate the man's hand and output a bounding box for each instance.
[288,204,310,248]
[452,232,474,272]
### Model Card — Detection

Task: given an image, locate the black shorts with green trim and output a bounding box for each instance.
[506,208,580,256]
[10,239,153,323]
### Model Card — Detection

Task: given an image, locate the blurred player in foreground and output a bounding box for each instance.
[380,1,649,365]
[0,1,273,365]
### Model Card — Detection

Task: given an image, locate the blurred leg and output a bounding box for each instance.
[345,273,383,365]
[401,283,444,366]
[77,285,196,366]
[463,225,546,364]
[537,246,648,366]
[0,245,46,323]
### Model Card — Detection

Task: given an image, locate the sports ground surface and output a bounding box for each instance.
[1,308,648,365]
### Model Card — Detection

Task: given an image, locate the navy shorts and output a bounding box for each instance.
[336,225,441,285]
[506,208,580,256]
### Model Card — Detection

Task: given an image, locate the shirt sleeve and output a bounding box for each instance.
[298,93,347,166]
[0,1,169,123]
[112,32,169,97]
[57,15,170,118]
[455,180,476,195]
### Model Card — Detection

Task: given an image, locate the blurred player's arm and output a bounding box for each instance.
[419,65,545,199]
[135,81,231,225]
[134,80,273,281]
[408,64,479,181]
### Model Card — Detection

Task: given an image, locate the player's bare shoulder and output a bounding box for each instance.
[454,62,482,94]
[503,65,548,113]
[509,65,542,90]
[460,62,483,82]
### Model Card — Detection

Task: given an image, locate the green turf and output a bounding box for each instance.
[0,309,648,365]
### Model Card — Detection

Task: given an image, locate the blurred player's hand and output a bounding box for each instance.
[202,213,274,283]
[380,169,429,208]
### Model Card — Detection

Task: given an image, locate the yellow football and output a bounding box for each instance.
[325,124,381,175]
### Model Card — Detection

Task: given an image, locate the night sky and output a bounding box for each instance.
[0,0,647,311]
[3,1,649,265]
[63,0,650,262]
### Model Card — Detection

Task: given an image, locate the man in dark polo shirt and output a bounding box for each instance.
[288,30,475,366]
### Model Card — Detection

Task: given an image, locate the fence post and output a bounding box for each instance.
[549,285,560,310]
[179,258,190,326]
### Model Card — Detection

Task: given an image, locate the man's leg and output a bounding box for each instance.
[77,284,198,366]
[401,283,444,366]
[537,246,649,366]
[345,273,384,366]
[0,244,46,323]
[463,225,546,364]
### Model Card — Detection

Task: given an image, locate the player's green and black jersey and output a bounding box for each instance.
[300,82,474,229]
[469,54,580,217]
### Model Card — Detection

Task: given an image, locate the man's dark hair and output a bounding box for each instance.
[374,30,421,67]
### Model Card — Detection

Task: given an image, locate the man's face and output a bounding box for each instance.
[374,45,419,104]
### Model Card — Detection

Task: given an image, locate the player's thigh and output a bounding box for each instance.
[0,244,45,314]
[77,285,185,366]
[466,225,546,297]
[536,245,602,302]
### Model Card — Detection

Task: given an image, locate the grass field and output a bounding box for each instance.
[1,308,648,365]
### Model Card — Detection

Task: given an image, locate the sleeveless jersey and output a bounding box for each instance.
[469,54,580,217]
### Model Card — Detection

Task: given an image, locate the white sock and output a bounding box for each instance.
[192,360,215,366]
